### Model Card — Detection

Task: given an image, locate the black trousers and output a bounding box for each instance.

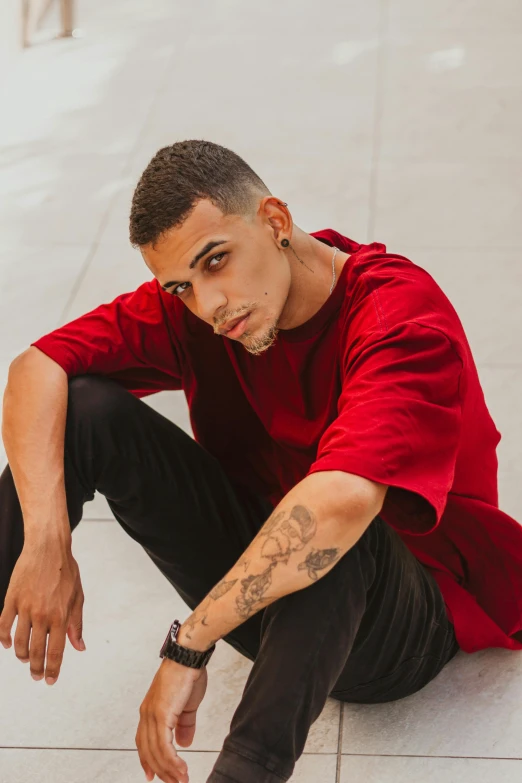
[0,376,459,782]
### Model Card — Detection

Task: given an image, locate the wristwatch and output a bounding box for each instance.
[159,619,216,669]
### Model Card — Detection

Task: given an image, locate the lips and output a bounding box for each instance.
[221,313,249,334]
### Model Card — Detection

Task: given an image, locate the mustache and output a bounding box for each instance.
[214,301,258,331]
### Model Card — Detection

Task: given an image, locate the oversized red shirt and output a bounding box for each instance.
[31,228,522,654]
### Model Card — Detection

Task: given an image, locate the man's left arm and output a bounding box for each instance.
[177,470,388,652]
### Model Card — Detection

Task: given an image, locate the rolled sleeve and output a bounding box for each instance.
[306,321,464,535]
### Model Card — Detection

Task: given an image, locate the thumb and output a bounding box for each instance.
[176,716,196,748]
[67,591,86,651]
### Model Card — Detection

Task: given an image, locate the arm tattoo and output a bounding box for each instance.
[258,504,317,566]
[209,578,238,600]
[297,547,342,580]
[234,504,319,619]
[236,563,277,619]
[185,503,340,632]
[183,578,237,639]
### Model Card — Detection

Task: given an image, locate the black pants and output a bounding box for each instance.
[0,376,459,782]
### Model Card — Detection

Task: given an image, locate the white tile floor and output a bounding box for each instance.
[0,1,521,781]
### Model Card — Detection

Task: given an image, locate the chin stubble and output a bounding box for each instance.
[214,303,280,356]
[243,323,280,355]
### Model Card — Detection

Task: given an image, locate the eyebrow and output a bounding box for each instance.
[161,239,228,291]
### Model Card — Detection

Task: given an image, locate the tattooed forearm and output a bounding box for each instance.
[236,562,277,619]
[209,578,238,600]
[178,497,356,650]
[258,504,317,565]
[231,504,319,619]
[184,578,237,639]
[235,552,251,572]
[297,547,342,580]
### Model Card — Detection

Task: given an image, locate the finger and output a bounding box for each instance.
[142,717,174,783]
[136,721,155,781]
[67,589,85,651]
[176,707,197,747]
[139,715,164,782]
[158,721,189,783]
[165,726,188,783]
[147,716,174,783]
[13,613,32,662]
[0,600,17,648]
[143,759,155,782]
[44,623,66,684]
[28,621,49,681]
[147,716,178,783]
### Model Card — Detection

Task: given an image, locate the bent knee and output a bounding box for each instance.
[67,375,135,425]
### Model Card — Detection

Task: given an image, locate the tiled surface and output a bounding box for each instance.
[380,34,522,160]
[0,1,521,782]
[388,0,522,33]
[0,244,92,362]
[340,756,522,783]
[0,749,338,782]
[0,523,340,754]
[342,647,522,757]
[372,158,522,248]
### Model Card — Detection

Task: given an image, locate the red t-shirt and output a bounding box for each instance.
[31,228,522,654]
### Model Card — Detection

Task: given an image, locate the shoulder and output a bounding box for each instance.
[121,278,188,324]
[338,244,464,354]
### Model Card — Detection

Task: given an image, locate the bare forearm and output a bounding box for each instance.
[177,471,383,651]
[2,347,71,547]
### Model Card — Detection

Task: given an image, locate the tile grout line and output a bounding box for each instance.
[335,701,344,783]
[332,753,522,762]
[0,746,337,755]
[1,746,521,762]
[366,0,390,244]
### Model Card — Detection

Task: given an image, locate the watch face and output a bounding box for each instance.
[160,620,180,657]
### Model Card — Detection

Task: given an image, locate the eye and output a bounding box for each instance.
[207,252,227,271]
[171,281,190,297]
[169,252,228,297]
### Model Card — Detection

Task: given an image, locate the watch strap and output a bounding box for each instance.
[159,619,215,669]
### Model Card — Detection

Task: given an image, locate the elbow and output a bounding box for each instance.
[311,470,388,523]
[8,347,39,376]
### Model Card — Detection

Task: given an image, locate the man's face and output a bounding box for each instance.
[140,197,291,355]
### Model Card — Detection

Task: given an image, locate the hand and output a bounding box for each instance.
[0,541,86,684]
[136,658,208,783]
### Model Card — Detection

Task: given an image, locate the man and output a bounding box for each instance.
[0,139,521,783]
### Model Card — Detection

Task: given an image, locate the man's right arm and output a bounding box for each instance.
[3,346,72,547]
[0,280,184,680]
[0,346,86,683]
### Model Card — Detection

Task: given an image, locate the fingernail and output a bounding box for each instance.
[45,676,57,685]
[31,673,43,681]
[79,639,86,650]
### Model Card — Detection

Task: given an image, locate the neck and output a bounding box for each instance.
[277,226,349,330]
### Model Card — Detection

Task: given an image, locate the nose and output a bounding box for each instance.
[194,283,227,323]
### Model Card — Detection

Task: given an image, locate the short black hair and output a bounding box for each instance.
[129,139,271,247]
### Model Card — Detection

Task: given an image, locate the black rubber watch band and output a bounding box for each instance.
[159,619,216,669]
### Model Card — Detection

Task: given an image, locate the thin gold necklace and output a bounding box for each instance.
[329,247,339,295]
